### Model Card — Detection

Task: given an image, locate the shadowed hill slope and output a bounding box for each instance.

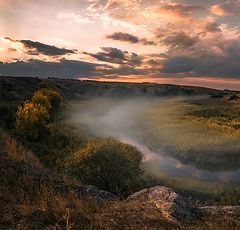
[0,76,222,102]
[0,128,94,229]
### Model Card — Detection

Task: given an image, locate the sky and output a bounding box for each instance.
[0,0,240,90]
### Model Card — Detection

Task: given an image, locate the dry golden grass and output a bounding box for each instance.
[0,128,43,169]
[0,129,96,229]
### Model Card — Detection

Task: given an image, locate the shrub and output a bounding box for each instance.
[32,90,52,111]
[40,80,51,89]
[41,88,63,114]
[65,137,143,195]
[15,102,50,140]
[0,103,17,128]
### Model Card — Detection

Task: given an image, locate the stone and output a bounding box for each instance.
[128,186,198,223]
[84,185,117,203]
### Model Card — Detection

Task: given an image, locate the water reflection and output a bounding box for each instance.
[133,141,240,183]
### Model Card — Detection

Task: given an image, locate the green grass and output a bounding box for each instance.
[137,97,240,169]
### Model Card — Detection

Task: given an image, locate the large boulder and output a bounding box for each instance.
[128,186,198,223]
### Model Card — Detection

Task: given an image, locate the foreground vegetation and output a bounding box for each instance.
[65,137,143,195]
[1,76,240,229]
[2,128,240,229]
[1,79,145,197]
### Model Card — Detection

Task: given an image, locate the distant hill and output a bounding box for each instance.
[0,76,222,102]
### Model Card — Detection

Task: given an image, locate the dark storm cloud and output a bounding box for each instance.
[84,47,127,64]
[4,37,77,56]
[140,38,157,46]
[106,32,139,43]
[84,47,143,65]
[162,39,240,79]
[20,40,77,56]
[162,56,195,74]
[0,56,149,79]
[106,32,157,46]
[204,22,221,33]
[0,59,106,78]
[0,53,159,80]
[160,32,200,50]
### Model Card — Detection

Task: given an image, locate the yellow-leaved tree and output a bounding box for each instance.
[15,102,50,140]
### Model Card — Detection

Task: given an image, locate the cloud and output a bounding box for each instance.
[150,3,206,18]
[0,59,105,78]
[161,38,240,78]
[140,38,157,46]
[204,22,221,33]
[0,56,153,80]
[58,11,95,24]
[8,48,17,52]
[84,47,143,65]
[106,32,157,46]
[162,56,195,74]
[2,0,240,86]
[160,32,200,50]
[106,32,139,43]
[20,40,77,56]
[4,37,77,56]
[211,0,240,16]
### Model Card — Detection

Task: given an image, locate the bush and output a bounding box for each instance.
[41,88,62,114]
[32,90,52,111]
[0,103,17,128]
[15,102,50,140]
[65,137,143,195]
[41,123,89,168]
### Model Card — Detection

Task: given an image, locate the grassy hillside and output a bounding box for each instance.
[2,128,240,230]
[0,128,94,229]
[0,128,183,229]
[0,75,223,130]
[0,76,222,101]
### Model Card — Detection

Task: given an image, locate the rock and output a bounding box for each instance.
[128,186,197,223]
[83,185,117,203]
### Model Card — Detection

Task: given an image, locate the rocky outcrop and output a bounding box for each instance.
[128,186,198,223]
[85,185,117,203]
[73,185,117,203]
[127,186,240,225]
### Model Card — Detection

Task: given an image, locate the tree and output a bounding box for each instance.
[41,88,63,114]
[38,80,63,114]
[66,138,143,194]
[40,80,51,89]
[15,102,50,140]
[32,90,51,111]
